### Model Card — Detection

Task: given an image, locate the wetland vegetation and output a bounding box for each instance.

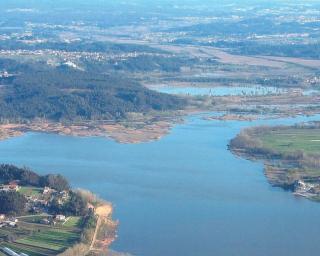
[230,122,320,200]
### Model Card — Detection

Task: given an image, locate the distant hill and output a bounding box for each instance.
[0,59,186,122]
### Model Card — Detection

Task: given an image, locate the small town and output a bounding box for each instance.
[0,182,70,227]
[0,164,116,256]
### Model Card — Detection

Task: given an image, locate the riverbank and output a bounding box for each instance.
[0,90,319,144]
[56,202,117,256]
[229,122,320,201]
[2,114,320,256]
[0,112,184,144]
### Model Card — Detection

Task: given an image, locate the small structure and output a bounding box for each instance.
[87,203,95,212]
[8,217,18,223]
[55,215,66,222]
[294,180,314,193]
[2,247,20,256]
[40,218,50,225]
[0,181,20,192]
[59,190,69,200]
[7,222,17,227]
[43,186,55,195]
[0,71,12,78]
[35,199,48,206]
[0,217,18,228]
[8,181,20,191]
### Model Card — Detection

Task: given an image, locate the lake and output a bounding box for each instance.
[149,85,287,96]
[149,85,320,97]
[0,114,320,256]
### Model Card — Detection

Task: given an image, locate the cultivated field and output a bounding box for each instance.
[0,217,82,256]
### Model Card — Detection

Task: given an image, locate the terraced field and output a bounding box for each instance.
[0,218,82,256]
[17,229,80,251]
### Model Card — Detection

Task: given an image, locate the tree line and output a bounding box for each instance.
[0,164,70,191]
[0,164,90,216]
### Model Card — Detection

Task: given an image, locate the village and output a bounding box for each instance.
[0,164,116,256]
[0,176,83,256]
[0,181,70,229]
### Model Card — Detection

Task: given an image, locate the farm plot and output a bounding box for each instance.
[1,223,81,256]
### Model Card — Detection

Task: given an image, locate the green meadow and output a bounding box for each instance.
[260,128,320,155]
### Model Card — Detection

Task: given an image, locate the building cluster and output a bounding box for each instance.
[0,70,13,78]
[0,214,18,228]
[0,181,20,192]
[306,76,320,86]
[0,49,169,67]
[25,186,70,214]
[33,214,66,227]
[293,180,320,199]
[0,182,70,229]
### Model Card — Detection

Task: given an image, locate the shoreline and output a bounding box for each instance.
[1,90,320,144]
[57,201,118,256]
[0,163,118,256]
[0,117,183,144]
[89,203,118,254]
[229,123,320,201]
[0,105,319,144]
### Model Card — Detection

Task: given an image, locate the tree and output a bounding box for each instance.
[40,174,70,191]
[64,191,88,216]
[0,191,27,215]
[48,198,64,215]
[0,164,40,186]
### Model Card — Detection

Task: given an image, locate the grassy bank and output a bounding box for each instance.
[229,122,320,200]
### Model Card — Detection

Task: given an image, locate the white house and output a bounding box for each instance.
[55,215,66,221]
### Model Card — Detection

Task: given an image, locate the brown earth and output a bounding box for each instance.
[0,119,177,144]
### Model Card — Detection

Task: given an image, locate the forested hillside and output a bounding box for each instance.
[0,59,186,122]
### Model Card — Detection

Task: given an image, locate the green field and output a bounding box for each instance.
[63,217,81,228]
[230,124,320,200]
[259,128,320,154]
[18,215,51,224]
[19,186,43,197]
[0,221,82,256]
[1,242,56,256]
[17,229,80,251]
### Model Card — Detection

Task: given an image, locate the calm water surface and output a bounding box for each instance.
[0,114,320,256]
[150,85,319,97]
[150,85,286,96]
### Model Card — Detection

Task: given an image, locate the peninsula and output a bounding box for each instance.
[0,164,117,256]
[229,122,320,201]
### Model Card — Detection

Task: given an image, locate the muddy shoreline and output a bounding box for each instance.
[0,117,183,144]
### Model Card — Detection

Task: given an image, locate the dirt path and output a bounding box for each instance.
[90,216,102,251]
[89,204,113,251]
